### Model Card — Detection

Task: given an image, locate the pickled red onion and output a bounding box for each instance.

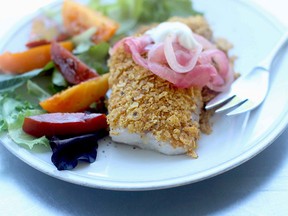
[113,31,233,92]
[122,35,152,68]
[198,49,232,91]
[147,42,214,88]
[193,34,217,50]
[164,34,202,73]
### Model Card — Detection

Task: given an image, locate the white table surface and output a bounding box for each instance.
[1,0,288,215]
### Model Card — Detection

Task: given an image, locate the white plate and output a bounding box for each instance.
[1,0,288,191]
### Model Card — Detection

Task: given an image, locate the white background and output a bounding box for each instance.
[1,0,288,215]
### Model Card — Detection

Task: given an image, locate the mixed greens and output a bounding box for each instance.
[89,0,201,34]
[0,0,201,170]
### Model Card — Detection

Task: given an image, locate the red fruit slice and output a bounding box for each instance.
[22,113,107,137]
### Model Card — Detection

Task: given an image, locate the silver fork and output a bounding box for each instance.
[205,31,288,116]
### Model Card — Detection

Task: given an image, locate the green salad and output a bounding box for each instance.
[0,0,201,170]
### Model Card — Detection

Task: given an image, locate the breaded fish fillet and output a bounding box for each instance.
[107,44,202,157]
[107,16,226,157]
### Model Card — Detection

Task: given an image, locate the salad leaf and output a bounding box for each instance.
[1,95,31,129]
[52,69,68,88]
[24,62,66,95]
[139,0,201,23]
[89,0,202,34]
[77,42,110,75]
[8,109,49,149]
[0,95,7,131]
[72,27,98,53]
[0,94,49,149]
[0,69,42,93]
[42,61,55,71]
[49,129,108,170]
[89,0,143,34]
[0,61,55,94]
[27,80,51,101]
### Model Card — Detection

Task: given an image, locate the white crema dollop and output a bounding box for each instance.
[145,22,201,50]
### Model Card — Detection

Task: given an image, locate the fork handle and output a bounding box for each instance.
[259,31,288,70]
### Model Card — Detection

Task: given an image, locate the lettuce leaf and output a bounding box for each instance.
[89,0,143,34]
[72,27,98,53]
[51,69,68,89]
[0,94,49,149]
[27,80,51,101]
[0,61,55,94]
[8,109,49,149]
[0,69,42,93]
[89,0,201,34]
[77,42,110,75]
[139,0,201,23]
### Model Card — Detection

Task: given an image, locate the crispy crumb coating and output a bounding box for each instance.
[107,16,234,157]
[108,45,202,157]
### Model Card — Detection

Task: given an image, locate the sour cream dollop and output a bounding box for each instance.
[145,22,201,51]
[146,22,203,73]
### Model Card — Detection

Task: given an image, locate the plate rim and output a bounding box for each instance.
[1,0,288,191]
